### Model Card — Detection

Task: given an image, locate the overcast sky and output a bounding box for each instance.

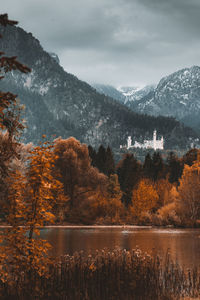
[2,0,200,87]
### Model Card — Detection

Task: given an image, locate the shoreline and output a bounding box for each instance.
[0,222,199,229]
[0,224,199,229]
[42,225,153,229]
[0,225,153,229]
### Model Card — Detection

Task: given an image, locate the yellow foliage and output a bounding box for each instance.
[54,137,106,210]
[131,179,159,218]
[90,175,123,223]
[157,202,177,220]
[155,179,174,207]
[177,160,200,224]
[0,140,64,280]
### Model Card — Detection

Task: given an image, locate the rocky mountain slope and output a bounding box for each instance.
[0,24,197,149]
[130,66,200,131]
[118,85,156,105]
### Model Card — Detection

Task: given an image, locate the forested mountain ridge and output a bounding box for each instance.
[128,66,200,131]
[0,24,197,149]
[94,67,200,133]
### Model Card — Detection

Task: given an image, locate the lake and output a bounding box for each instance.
[39,226,200,268]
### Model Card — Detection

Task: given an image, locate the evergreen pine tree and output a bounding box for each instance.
[117,154,141,207]
[88,145,97,167]
[167,151,183,183]
[152,152,164,181]
[105,146,115,176]
[182,148,198,166]
[143,153,153,179]
[96,145,107,174]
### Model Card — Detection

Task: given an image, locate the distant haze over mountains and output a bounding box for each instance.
[0,24,198,150]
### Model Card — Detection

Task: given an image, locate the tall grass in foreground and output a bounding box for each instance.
[0,248,200,300]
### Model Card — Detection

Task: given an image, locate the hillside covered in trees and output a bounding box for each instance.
[0,22,198,149]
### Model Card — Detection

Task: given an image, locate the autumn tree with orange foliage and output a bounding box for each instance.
[157,186,179,226]
[0,140,63,282]
[54,137,106,209]
[177,153,200,226]
[155,178,173,208]
[91,174,124,224]
[131,179,159,222]
[105,174,123,221]
[0,14,64,284]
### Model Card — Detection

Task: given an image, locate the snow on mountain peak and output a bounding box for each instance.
[118,84,156,104]
[128,66,200,130]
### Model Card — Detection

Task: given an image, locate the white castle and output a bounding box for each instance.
[120,130,164,151]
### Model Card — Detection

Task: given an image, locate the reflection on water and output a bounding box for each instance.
[39,227,200,268]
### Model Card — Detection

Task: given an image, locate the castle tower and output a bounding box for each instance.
[161,136,164,150]
[153,130,157,150]
[153,130,157,141]
[127,136,132,149]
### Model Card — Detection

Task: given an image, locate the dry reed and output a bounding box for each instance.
[0,248,200,300]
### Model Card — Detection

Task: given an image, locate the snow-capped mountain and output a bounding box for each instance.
[131,66,200,131]
[95,67,200,133]
[118,85,156,104]
[0,24,197,149]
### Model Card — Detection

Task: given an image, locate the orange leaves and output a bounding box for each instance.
[25,139,63,227]
[0,14,56,281]
[131,179,159,219]
[0,140,64,280]
[54,137,105,208]
[89,175,123,223]
[176,157,200,225]
[0,55,31,74]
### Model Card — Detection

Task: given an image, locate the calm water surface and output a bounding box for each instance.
[39,227,200,268]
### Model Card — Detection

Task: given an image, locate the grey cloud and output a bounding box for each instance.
[134,0,200,37]
[4,0,121,50]
[1,0,200,86]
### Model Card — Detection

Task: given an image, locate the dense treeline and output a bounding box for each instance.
[1,133,199,227]
[87,143,200,226]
